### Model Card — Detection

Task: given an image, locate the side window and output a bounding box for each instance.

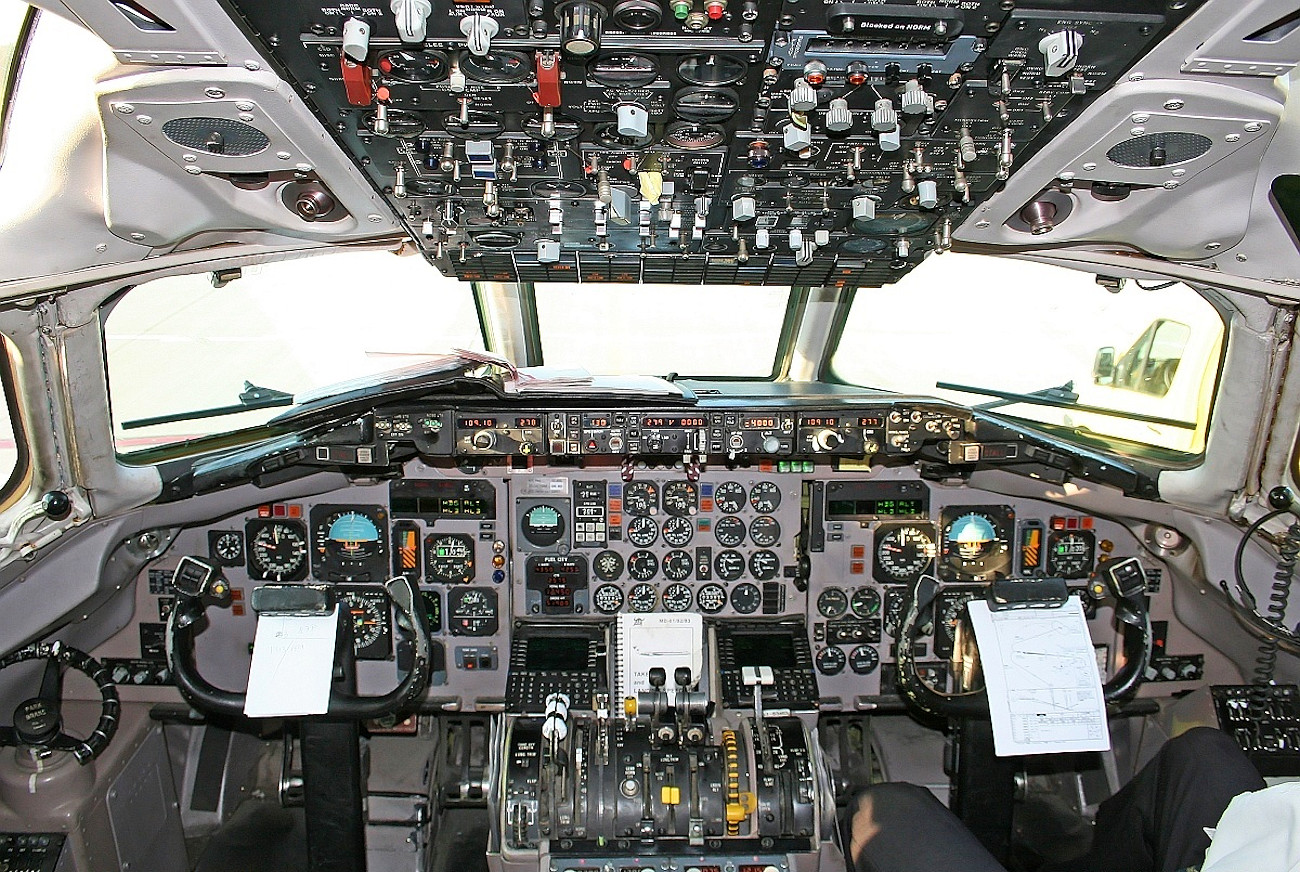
[1114,320,1190,397]
[0,1,34,163]
[0,340,21,494]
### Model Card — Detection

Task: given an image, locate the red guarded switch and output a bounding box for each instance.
[341,54,373,106]
[533,50,562,108]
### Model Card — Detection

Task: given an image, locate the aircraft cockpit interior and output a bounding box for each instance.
[2,0,1300,870]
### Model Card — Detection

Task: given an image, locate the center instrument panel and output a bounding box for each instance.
[98,400,1202,712]
[218,0,1207,286]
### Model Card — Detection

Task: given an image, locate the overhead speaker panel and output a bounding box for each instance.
[161,117,269,157]
[1106,132,1213,168]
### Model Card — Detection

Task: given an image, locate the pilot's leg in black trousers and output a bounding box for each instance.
[845,782,1006,872]
[1043,726,1265,872]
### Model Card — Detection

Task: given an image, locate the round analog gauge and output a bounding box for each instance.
[713,482,746,514]
[588,53,659,87]
[938,592,979,648]
[627,582,657,612]
[696,583,727,614]
[443,110,504,140]
[364,108,424,137]
[623,482,659,516]
[677,54,748,87]
[851,586,882,618]
[461,50,531,84]
[626,515,659,547]
[342,591,387,651]
[674,87,740,123]
[662,582,693,612]
[730,582,761,614]
[714,549,745,581]
[818,587,849,618]
[750,482,782,513]
[248,521,308,581]
[210,530,244,566]
[941,509,1012,580]
[448,587,498,636]
[522,503,566,547]
[612,0,662,31]
[593,583,624,614]
[662,550,694,582]
[662,481,699,516]
[714,516,746,548]
[627,550,659,581]
[874,524,937,584]
[523,113,583,141]
[594,123,655,150]
[317,510,383,561]
[748,550,780,581]
[426,534,475,583]
[883,590,907,638]
[594,550,625,581]
[378,49,449,83]
[662,515,695,547]
[749,516,781,547]
[816,646,847,675]
[1046,530,1096,579]
[664,122,725,150]
[531,179,587,198]
[849,645,880,675]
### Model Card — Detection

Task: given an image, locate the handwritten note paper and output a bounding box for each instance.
[244,607,339,718]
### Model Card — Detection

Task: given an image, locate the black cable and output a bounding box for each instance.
[1234,507,1300,683]
[1135,280,1177,290]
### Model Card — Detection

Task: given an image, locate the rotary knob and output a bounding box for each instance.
[460,13,499,56]
[471,430,497,450]
[559,1,604,56]
[900,79,930,116]
[814,429,844,451]
[788,78,818,112]
[917,179,938,209]
[871,98,898,132]
[825,98,853,133]
[852,195,876,221]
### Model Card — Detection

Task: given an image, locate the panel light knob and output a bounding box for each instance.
[825,98,853,133]
[391,0,432,43]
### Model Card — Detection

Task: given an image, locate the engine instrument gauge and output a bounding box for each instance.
[246,520,309,581]
[730,582,761,614]
[714,549,745,581]
[933,587,982,658]
[713,482,745,514]
[447,587,499,636]
[873,523,938,585]
[521,503,566,548]
[339,587,392,659]
[461,50,531,84]
[748,550,780,581]
[676,54,747,87]
[749,516,780,547]
[208,530,244,567]
[593,583,624,614]
[594,550,625,581]
[662,481,699,516]
[364,108,424,137]
[939,506,1014,581]
[816,646,846,675]
[1046,530,1096,578]
[664,122,725,150]
[311,506,389,581]
[673,87,740,123]
[696,583,727,614]
[850,586,882,618]
[623,482,659,516]
[425,533,475,584]
[662,550,694,582]
[714,516,746,547]
[749,482,781,513]
[627,582,657,612]
[626,515,659,547]
[524,113,584,141]
[588,53,659,87]
[662,582,693,612]
[849,645,880,675]
[627,550,659,581]
[662,515,694,547]
[817,587,849,618]
[378,49,449,83]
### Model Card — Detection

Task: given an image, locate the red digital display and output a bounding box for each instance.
[642,416,707,428]
[859,416,884,428]
[458,417,497,428]
[804,417,838,427]
[515,416,541,428]
[743,416,778,429]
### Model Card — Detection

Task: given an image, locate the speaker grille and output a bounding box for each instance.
[161,117,270,156]
[1107,132,1212,168]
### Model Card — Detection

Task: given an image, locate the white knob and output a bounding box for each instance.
[341,18,371,63]
[878,127,901,152]
[871,98,898,132]
[788,78,817,112]
[917,179,938,209]
[814,228,830,246]
[783,121,812,152]
[788,228,804,251]
[1039,30,1083,77]
[825,98,852,133]
[852,195,876,221]
[755,227,770,249]
[391,0,433,43]
[616,103,649,138]
[460,14,499,56]
[901,79,929,116]
[732,196,756,222]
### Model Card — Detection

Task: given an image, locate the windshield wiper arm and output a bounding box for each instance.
[936,380,1197,430]
[121,381,294,430]
[969,380,1079,411]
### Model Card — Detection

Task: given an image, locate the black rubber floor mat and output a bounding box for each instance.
[430,808,490,872]
[195,800,307,872]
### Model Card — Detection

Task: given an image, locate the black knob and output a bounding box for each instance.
[648,666,666,688]
[13,697,60,746]
[42,490,71,520]
[674,666,692,688]
[1269,486,1296,510]
[559,1,604,56]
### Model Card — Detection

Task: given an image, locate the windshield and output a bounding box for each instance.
[104,250,485,454]
[829,254,1225,455]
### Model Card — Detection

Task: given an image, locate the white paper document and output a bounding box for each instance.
[616,612,704,698]
[967,596,1110,756]
[244,607,339,718]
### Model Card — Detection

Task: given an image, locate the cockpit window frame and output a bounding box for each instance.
[0,3,36,167]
